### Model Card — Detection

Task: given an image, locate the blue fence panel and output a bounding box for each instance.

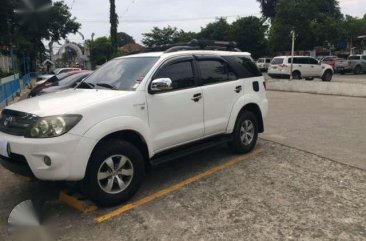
[0,78,21,106]
[22,73,31,86]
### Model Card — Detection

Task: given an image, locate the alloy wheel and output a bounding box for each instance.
[97,155,134,194]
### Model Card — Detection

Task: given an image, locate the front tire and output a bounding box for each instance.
[322,70,333,82]
[83,139,145,206]
[229,111,258,154]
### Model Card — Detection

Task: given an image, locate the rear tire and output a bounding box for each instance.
[321,70,333,82]
[292,71,301,80]
[83,139,145,206]
[228,111,258,154]
[353,66,362,75]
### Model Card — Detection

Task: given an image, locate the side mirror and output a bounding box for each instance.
[150,78,173,93]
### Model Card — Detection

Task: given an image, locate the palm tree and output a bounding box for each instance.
[109,0,118,50]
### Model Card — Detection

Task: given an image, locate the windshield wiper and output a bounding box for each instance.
[96,83,118,90]
[76,81,94,89]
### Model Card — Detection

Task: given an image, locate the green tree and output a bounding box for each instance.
[116,32,135,47]
[230,16,268,58]
[89,37,114,67]
[175,30,197,42]
[109,0,118,50]
[340,15,366,47]
[269,0,341,52]
[256,0,279,20]
[198,18,231,41]
[142,26,180,47]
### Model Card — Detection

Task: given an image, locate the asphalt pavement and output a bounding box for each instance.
[0,80,365,240]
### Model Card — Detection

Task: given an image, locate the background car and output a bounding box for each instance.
[268,56,334,81]
[35,68,82,86]
[38,71,93,96]
[320,56,338,70]
[53,68,82,75]
[256,58,272,72]
[29,71,81,97]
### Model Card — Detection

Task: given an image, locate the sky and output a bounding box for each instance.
[59,0,365,47]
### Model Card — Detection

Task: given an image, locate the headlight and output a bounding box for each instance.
[25,115,82,138]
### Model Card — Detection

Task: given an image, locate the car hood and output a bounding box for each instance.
[6,89,132,117]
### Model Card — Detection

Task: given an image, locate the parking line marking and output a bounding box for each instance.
[96,148,263,223]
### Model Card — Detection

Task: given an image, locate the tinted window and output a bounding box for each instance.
[266,59,271,63]
[257,59,264,63]
[362,56,366,60]
[198,60,237,85]
[154,61,195,90]
[86,57,158,91]
[271,58,284,65]
[309,58,319,64]
[349,56,360,60]
[289,58,308,64]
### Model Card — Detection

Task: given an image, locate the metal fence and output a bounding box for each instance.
[0,74,30,106]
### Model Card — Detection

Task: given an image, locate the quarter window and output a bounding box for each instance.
[198,60,237,85]
[154,61,195,90]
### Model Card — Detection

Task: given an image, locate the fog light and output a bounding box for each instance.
[44,156,52,166]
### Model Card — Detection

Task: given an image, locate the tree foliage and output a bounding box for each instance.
[198,18,231,41]
[142,26,178,47]
[116,32,135,47]
[89,37,114,67]
[0,0,80,57]
[230,17,269,58]
[256,0,279,20]
[269,0,343,52]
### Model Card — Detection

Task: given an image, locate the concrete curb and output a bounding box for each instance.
[267,80,366,98]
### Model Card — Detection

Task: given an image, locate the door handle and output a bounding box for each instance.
[235,85,242,93]
[191,93,202,102]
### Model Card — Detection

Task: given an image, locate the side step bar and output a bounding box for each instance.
[150,135,232,166]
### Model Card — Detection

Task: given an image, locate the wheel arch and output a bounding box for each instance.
[91,130,150,164]
[227,101,264,134]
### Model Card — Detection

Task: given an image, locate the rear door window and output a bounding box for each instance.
[198,60,237,85]
[309,58,319,65]
[271,58,284,65]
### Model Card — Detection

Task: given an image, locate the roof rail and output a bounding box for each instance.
[164,39,241,53]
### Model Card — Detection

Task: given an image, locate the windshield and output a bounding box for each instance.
[85,57,159,91]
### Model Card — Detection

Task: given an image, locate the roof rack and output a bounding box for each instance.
[143,39,241,54]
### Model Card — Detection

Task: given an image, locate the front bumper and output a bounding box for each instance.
[0,132,97,181]
[0,153,34,178]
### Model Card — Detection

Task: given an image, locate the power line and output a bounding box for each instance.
[120,0,137,19]
[79,14,251,24]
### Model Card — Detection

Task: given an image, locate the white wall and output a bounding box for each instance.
[0,54,11,72]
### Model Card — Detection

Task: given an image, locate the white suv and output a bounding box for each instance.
[268,56,334,81]
[0,48,268,206]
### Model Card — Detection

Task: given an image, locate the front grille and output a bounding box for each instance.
[0,109,38,136]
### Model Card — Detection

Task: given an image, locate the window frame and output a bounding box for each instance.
[149,56,199,94]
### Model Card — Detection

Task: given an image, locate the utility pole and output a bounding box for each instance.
[290,30,296,80]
